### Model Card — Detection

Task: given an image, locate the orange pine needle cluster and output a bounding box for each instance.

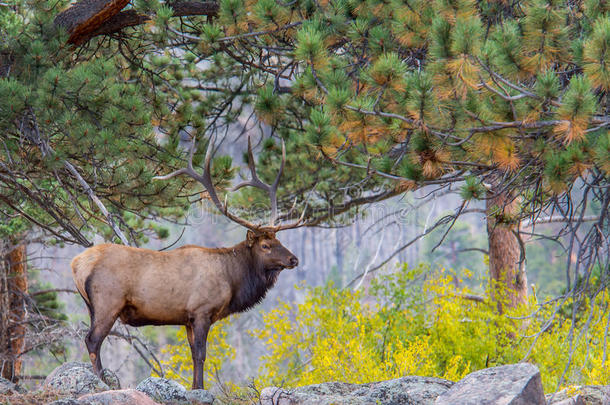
[553,118,588,144]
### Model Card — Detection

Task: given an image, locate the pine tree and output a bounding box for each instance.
[175,0,609,308]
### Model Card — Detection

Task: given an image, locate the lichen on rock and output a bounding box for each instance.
[136,377,214,404]
[43,362,114,396]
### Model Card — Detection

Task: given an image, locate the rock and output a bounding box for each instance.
[43,362,110,396]
[260,376,453,405]
[136,377,214,404]
[77,389,161,405]
[48,400,81,405]
[551,396,586,405]
[435,363,545,405]
[0,376,25,395]
[136,377,187,403]
[185,389,215,405]
[547,386,610,405]
[100,369,121,390]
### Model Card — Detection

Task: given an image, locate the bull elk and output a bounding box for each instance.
[72,136,305,390]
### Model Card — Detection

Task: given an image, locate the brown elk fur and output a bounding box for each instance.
[72,230,297,389]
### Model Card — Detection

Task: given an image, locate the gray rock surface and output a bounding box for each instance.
[136,377,214,404]
[434,363,545,405]
[47,399,81,405]
[77,389,161,405]
[0,376,25,395]
[547,386,610,405]
[99,369,121,390]
[43,362,111,396]
[185,389,215,405]
[551,396,586,405]
[260,376,453,405]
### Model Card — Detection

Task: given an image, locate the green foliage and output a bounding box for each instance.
[583,16,610,90]
[460,176,484,200]
[305,108,333,145]
[0,0,199,244]
[534,70,561,99]
[366,53,406,89]
[485,21,523,79]
[450,16,482,56]
[593,131,610,174]
[555,76,597,143]
[398,160,424,181]
[29,268,67,323]
[202,0,610,221]
[295,25,327,67]
[255,84,284,125]
[423,221,486,276]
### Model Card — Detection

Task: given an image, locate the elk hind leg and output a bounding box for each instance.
[86,312,120,377]
[84,280,123,377]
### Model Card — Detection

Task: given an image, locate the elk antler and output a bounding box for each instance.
[232,137,285,226]
[154,135,306,232]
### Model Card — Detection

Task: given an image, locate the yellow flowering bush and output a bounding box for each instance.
[156,317,235,387]
[159,263,610,393]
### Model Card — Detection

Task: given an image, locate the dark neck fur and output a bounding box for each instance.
[228,243,280,314]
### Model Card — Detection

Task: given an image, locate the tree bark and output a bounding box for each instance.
[486,185,527,314]
[53,0,219,45]
[335,229,344,279]
[0,244,28,382]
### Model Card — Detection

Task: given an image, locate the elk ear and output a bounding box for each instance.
[246,230,257,247]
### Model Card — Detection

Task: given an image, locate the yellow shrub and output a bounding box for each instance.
[158,263,610,393]
[251,264,609,391]
[156,317,235,388]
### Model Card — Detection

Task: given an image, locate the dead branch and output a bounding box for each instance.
[54,0,219,45]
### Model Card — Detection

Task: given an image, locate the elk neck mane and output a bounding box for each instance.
[226,241,281,315]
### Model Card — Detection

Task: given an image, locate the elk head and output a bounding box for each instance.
[247,230,298,271]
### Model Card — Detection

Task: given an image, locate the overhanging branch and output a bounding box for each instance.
[54,0,218,45]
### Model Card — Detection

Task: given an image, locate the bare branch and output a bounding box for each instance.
[218,21,302,42]
[522,215,600,228]
[63,161,130,245]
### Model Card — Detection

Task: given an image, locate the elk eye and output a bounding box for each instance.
[262,244,270,250]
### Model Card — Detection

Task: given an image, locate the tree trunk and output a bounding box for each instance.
[298,229,307,283]
[0,244,28,382]
[335,229,344,280]
[486,186,527,313]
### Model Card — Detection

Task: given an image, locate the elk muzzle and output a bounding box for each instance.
[287,256,298,268]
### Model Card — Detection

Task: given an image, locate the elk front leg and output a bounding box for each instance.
[188,319,210,390]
